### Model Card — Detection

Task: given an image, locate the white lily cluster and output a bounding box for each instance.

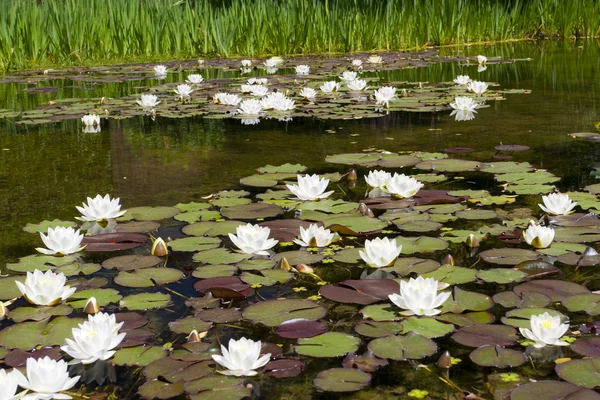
[243,84,269,97]
[213,93,242,106]
[174,84,193,100]
[185,74,204,84]
[453,75,471,85]
[260,92,295,111]
[286,174,333,201]
[264,56,283,68]
[389,276,451,316]
[16,269,76,306]
[365,170,423,199]
[320,81,341,93]
[523,220,554,248]
[468,80,488,95]
[61,312,126,364]
[373,86,396,107]
[359,237,402,268]
[294,224,337,247]
[76,194,126,222]
[295,65,310,75]
[340,71,358,82]
[10,357,80,400]
[520,312,569,348]
[136,94,161,111]
[346,79,367,91]
[36,226,85,257]
[153,65,167,77]
[539,193,577,215]
[229,223,278,255]
[449,96,479,121]
[237,99,263,116]
[299,87,317,99]
[352,59,363,68]
[212,337,270,376]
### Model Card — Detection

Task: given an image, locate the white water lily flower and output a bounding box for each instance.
[248,85,269,97]
[450,96,478,113]
[153,65,167,75]
[477,55,487,64]
[286,174,334,201]
[520,312,569,348]
[212,337,271,377]
[539,193,577,215]
[352,59,363,67]
[239,84,253,93]
[136,94,161,110]
[468,80,488,95]
[299,87,317,99]
[453,75,471,85]
[264,56,283,67]
[346,79,367,91]
[365,170,390,189]
[237,99,263,115]
[228,223,278,255]
[273,98,295,111]
[294,224,336,247]
[386,173,423,198]
[247,78,268,85]
[260,92,293,111]
[373,86,397,107]
[61,312,126,364]
[241,59,252,67]
[368,55,383,64]
[389,276,451,316]
[81,114,100,127]
[76,194,126,222]
[0,368,27,400]
[359,237,402,268]
[214,93,242,106]
[174,84,193,99]
[523,220,555,248]
[186,74,204,84]
[241,118,260,125]
[320,81,341,93]
[295,65,310,75]
[19,356,80,400]
[16,269,76,306]
[340,71,358,82]
[36,226,85,257]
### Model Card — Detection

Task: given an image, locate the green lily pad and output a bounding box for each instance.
[455,209,498,220]
[138,381,184,400]
[513,280,589,301]
[383,257,440,276]
[479,248,540,265]
[440,287,494,313]
[113,346,166,366]
[0,316,84,349]
[506,183,556,195]
[325,153,382,166]
[210,198,252,208]
[168,316,213,335]
[174,210,222,223]
[257,163,307,173]
[416,159,480,172]
[354,321,404,338]
[476,268,528,284]
[480,161,534,174]
[66,288,122,308]
[562,293,600,316]
[469,345,526,368]
[115,268,185,288]
[376,154,422,168]
[324,214,387,235]
[510,381,600,400]
[183,221,245,237]
[422,266,477,284]
[240,270,293,286]
[102,255,162,271]
[393,236,448,254]
[0,276,26,300]
[332,248,362,264]
[168,237,221,252]
[295,332,360,357]
[122,206,180,221]
[298,199,358,214]
[7,255,78,273]
[9,304,73,323]
[313,368,371,392]
[566,192,600,211]
[556,359,600,389]
[186,376,251,399]
[368,332,437,360]
[400,317,454,338]
[495,170,559,184]
[175,202,211,212]
[360,304,402,322]
[493,291,551,309]
[554,227,600,243]
[273,250,324,265]
[192,248,252,265]
[120,292,171,310]
[192,264,237,279]
[243,299,326,327]
[452,324,518,348]
[437,311,495,326]
[23,219,77,234]
[56,262,101,276]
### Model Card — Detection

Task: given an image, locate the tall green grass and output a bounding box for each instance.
[1,0,599,71]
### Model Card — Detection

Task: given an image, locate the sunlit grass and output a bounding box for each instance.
[0,0,599,71]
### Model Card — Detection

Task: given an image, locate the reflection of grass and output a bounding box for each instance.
[1,0,600,70]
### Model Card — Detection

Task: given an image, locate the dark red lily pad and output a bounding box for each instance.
[469,345,526,368]
[319,279,399,305]
[495,144,530,152]
[452,324,518,348]
[313,368,372,392]
[220,203,284,220]
[359,197,413,210]
[193,276,252,299]
[413,190,466,206]
[5,346,62,367]
[445,147,474,153]
[513,280,589,302]
[258,219,314,241]
[510,381,600,400]
[276,318,327,339]
[117,312,150,331]
[82,232,148,252]
[264,359,305,378]
[571,337,600,357]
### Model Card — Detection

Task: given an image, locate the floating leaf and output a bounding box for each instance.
[276,319,327,339]
[115,268,185,288]
[393,236,448,254]
[368,332,437,360]
[295,332,360,357]
[324,214,387,235]
[113,346,166,366]
[360,304,401,322]
[320,279,399,305]
[510,381,600,400]
[562,293,600,316]
[23,219,77,234]
[264,359,305,378]
[469,345,526,368]
[66,288,122,308]
[168,237,221,252]
[422,266,477,285]
[192,248,252,265]
[220,203,284,220]
[194,277,251,299]
[354,321,404,338]
[0,316,83,349]
[556,359,600,389]
[383,257,440,276]
[168,317,213,335]
[452,324,518,347]
[183,221,245,237]
[9,305,73,323]
[120,293,171,310]
[138,381,184,400]
[257,163,307,173]
[122,206,179,221]
[313,368,371,392]
[240,270,293,286]
[400,317,454,338]
[102,255,162,271]
[479,248,540,265]
[440,287,494,313]
[476,268,528,284]
[513,280,589,301]
[416,159,480,172]
[243,299,326,327]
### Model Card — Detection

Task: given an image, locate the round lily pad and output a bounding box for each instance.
[510,381,600,400]
[422,266,477,284]
[277,319,327,339]
[119,293,171,310]
[138,381,184,400]
[513,280,589,301]
[440,287,494,313]
[113,346,166,366]
[0,316,84,349]
[102,255,162,271]
[264,359,305,378]
[400,317,454,338]
[23,219,77,234]
[66,288,122,308]
[360,304,401,322]
[556,359,600,389]
[477,268,528,284]
[469,345,526,368]
[168,317,213,335]
[182,221,245,237]
[480,248,540,265]
[295,332,360,357]
[313,368,371,392]
[325,153,382,166]
[243,299,326,327]
[9,305,73,323]
[571,338,600,357]
[240,270,293,286]
[354,321,404,338]
[393,236,448,254]
[0,276,26,300]
[193,248,252,265]
[220,203,284,220]
[368,332,437,360]
[273,250,324,265]
[452,324,518,348]
[324,215,387,235]
[123,206,180,221]
[115,268,185,288]
[416,159,480,172]
[562,293,600,315]
[169,237,222,252]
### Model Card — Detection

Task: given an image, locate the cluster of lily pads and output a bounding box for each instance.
[1,143,600,398]
[0,51,530,128]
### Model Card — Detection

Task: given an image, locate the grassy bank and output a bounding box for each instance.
[1,0,599,71]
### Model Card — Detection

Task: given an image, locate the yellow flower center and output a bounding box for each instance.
[542,321,553,329]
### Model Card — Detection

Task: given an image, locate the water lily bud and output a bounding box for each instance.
[100,97,107,105]
[583,247,599,257]
[0,302,7,320]
[198,59,205,66]
[151,237,169,257]
[357,203,368,215]
[187,329,208,343]
[347,169,358,181]
[441,254,455,266]
[277,257,291,271]
[401,89,409,97]
[295,264,314,274]
[83,296,100,314]
[364,207,375,218]
[437,350,452,369]
[466,234,480,248]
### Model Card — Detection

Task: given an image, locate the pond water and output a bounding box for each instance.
[0,40,600,399]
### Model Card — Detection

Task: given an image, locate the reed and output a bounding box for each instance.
[1,0,599,71]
